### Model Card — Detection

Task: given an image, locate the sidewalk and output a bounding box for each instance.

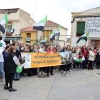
[0,69,100,100]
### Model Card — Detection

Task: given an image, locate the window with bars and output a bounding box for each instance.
[76,22,85,36]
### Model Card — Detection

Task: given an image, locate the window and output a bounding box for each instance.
[7,22,12,32]
[26,33,31,38]
[26,33,31,43]
[76,22,85,36]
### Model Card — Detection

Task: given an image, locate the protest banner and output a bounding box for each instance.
[21,52,61,68]
[85,17,100,34]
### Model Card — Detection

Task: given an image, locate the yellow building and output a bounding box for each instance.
[21,27,37,45]
[21,20,68,46]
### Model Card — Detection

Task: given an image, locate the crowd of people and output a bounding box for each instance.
[0,38,100,92]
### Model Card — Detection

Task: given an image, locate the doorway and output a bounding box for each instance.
[91,40,100,48]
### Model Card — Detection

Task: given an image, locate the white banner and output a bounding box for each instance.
[85,17,100,34]
[21,53,31,69]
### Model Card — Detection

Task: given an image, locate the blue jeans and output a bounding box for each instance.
[14,72,20,79]
[0,62,5,79]
[82,57,88,69]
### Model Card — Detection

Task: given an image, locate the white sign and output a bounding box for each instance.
[85,17,100,34]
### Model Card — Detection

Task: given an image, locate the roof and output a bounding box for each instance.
[45,20,68,30]
[21,27,36,32]
[21,20,68,32]
[81,6,100,13]
[0,8,19,10]
[45,20,59,26]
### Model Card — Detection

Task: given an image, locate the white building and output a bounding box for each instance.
[71,7,100,48]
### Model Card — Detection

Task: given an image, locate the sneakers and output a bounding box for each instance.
[4,86,9,90]
[9,88,17,92]
[67,71,70,74]
[63,71,66,74]
[1,78,4,82]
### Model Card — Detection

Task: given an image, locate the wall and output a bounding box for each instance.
[43,26,67,47]
[71,15,100,47]
[71,17,89,47]
[11,21,20,35]
[21,31,36,45]
[21,32,26,44]
[81,7,100,14]
[19,9,35,29]
[59,28,67,47]
[0,9,20,21]
[31,31,36,44]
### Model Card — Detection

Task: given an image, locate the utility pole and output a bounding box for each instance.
[29,2,37,19]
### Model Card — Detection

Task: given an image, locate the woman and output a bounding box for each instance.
[81,45,89,69]
[3,45,10,82]
[4,46,21,92]
[47,46,55,75]
[13,42,21,81]
[88,48,95,70]
[65,45,72,73]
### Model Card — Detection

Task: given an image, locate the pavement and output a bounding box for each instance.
[0,69,100,100]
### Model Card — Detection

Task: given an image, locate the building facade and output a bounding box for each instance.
[0,8,35,44]
[71,7,100,48]
[21,27,37,45]
[21,20,68,46]
[38,20,68,47]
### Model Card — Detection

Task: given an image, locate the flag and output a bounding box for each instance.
[54,24,61,36]
[0,13,8,35]
[40,37,47,44]
[33,15,47,31]
[76,32,89,44]
[10,23,15,33]
[0,13,8,40]
[50,31,55,41]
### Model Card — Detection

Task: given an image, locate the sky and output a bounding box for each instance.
[1,0,100,35]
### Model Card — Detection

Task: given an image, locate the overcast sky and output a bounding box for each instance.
[1,0,100,34]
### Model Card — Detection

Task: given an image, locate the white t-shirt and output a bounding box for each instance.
[0,40,6,62]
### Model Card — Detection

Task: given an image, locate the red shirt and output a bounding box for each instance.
[81,48,89,58]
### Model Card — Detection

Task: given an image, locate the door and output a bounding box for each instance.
[91,40,99,48]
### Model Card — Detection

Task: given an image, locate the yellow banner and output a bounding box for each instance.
[21,53,61,68]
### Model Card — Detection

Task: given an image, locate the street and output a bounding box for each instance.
[0,69,100,100]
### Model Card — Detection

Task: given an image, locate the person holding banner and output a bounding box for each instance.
[39,45,50,77]
[47,46,55,75]
[4,46,21,92]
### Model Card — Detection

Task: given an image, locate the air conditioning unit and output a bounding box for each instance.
[26,38,31,41]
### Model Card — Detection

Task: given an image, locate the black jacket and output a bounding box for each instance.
[5,52,17,73]
[96,52,100,61]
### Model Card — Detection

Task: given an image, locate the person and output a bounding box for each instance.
[13,42,21,81]
[81,45,89,69]
[3,45,10,82]
[65,45,72,73]
[47,46,55,75]
[88,48,95,70]
[0,36,6,82]
[4,46,21,92]
[95,47,100,69]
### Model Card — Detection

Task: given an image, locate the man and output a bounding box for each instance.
[0,34,6,82]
